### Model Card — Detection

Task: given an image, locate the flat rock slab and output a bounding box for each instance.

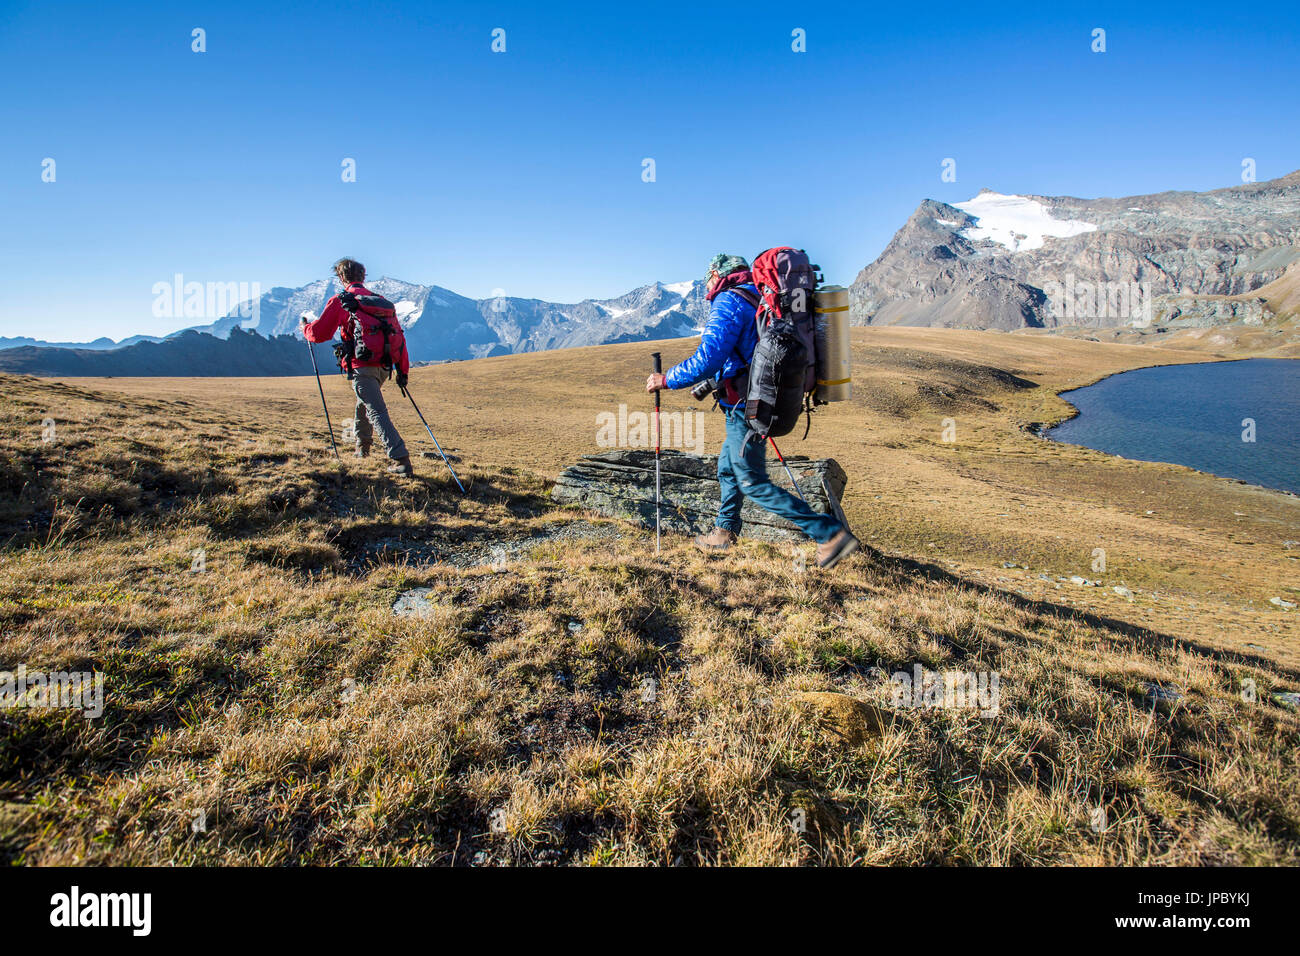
[552,449,847,542]
[392,587,437,618]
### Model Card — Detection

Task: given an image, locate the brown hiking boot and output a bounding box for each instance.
[694,528,737,553]
[386,456,414,477]
[816,529,860,569]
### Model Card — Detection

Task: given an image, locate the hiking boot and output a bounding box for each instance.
[816,529,860,569]
[354,442,371,459]
[386,456,414,477]
[694,528,737,553]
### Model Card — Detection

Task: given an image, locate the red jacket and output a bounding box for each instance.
[303,283,410,376]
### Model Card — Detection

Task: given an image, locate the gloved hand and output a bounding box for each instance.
[395,371,408,390]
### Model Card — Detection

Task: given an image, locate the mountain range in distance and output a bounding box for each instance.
[0,279,709,377]
[3,170,1296,376]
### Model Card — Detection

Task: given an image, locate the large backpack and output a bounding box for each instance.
[336,289,405,377]
[744,247,821,440]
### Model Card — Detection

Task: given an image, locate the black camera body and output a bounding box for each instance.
[691,377,718,402]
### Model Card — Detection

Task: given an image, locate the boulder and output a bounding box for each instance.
[791,691,892,748]
[551,449,848,542]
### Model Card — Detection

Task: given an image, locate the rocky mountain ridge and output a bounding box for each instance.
[850,170,1300,330]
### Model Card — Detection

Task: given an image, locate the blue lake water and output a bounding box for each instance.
[1045,359,1299,495]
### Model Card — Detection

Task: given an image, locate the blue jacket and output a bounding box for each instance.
[664,285,759,405]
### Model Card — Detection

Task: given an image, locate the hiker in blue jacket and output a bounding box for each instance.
[646,254,859,568]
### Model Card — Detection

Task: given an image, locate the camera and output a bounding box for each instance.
[691,378,717,401]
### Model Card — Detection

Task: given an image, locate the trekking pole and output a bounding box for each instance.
[305,338,341,461]
[652,352,662,555]
[399,385,466,494]
[768,437,808,505]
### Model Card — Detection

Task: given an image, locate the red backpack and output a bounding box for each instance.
[745,247,821,439]
[337,289,405,377]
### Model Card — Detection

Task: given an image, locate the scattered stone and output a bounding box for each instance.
[1269,597,1296,610]
[1002,561,1017,568]
[392,587,437,618]
[1283,541,1299,550]
[566,621,582,633]
[1070,576,1087,585]
[792,691,892,749]
[1272,692,1300,709]
[1142,682,1183,702]
[1113,586,1134,600]
[552,449,847,542]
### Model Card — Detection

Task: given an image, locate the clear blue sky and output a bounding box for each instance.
[3,0,1297,340]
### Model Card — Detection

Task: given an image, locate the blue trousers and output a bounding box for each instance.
[715,406,842,543]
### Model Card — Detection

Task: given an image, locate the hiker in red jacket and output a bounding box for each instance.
[301,258,413,475]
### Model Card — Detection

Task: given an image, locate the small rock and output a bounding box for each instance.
[392,587,437,618]
[1142,682,1183,702]
[1269,597,1296,610]
[567,621,583,633]
[1002,562,1017,569]
[1113,586,1133,600]
[1272,692,1300,709]
[792,691,892,749]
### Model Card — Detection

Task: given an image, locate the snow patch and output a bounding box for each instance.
[665,280,696,297]
[953,192,1097,252]
[394,299,423,327]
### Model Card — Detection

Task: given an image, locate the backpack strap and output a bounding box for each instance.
[724,286,763,357]
[730,287,762,337]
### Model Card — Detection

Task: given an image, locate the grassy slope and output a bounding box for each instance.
[1,329,1297,865]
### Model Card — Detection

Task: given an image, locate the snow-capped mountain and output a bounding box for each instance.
[184,277,708,362]
[851,170,1300,329]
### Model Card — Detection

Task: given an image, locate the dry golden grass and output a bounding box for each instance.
[1,329,1297,865]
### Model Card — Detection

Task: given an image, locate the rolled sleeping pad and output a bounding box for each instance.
[813,285,852,402]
